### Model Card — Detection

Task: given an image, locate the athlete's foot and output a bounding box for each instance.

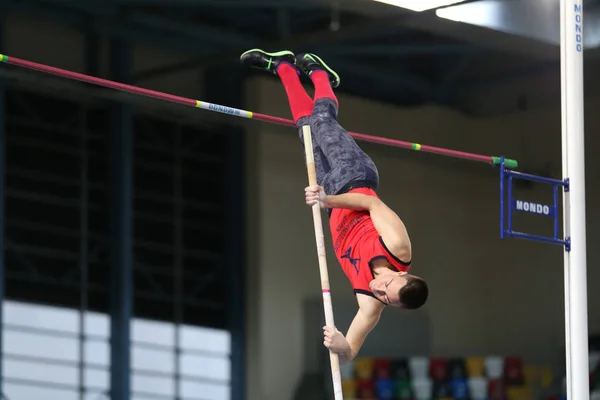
[295,53,340,88]
[240,49,296,75]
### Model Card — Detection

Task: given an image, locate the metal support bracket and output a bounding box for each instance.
[499,156,571,251]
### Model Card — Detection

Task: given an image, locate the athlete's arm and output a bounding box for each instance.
[319,189,411,261]
[368,198,412,262]
[339,295,385,363]
[323,192,378,211]
[305,185,411,260]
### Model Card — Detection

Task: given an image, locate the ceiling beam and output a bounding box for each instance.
[102,0,322,7]
[130,11,435,82]
[435,0,600,52]
[309,0,576,61]
[320,43,485,56]
[3,0,225,56]
[128,13,256,47]
[333,57,434,98]
[7,0,437,100]
[403,11,560,61]
[433,54,474,102]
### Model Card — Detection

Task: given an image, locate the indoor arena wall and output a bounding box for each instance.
[6,11,600,400]
[246,76,600,400]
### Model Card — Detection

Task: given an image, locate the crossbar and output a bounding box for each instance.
[0,53,518,168]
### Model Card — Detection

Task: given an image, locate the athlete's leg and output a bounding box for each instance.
[239,49,332,188]
[273,62,335,188]
[240,48,313,122]
[296,53,379,195]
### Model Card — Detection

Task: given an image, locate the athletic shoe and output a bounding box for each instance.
[239,49,296,75]
[295,53,340,88]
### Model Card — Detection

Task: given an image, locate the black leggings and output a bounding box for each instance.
[297,98,379,196]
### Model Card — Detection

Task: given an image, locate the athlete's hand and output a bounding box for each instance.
[323,326,351,357]
[305,185,328,208]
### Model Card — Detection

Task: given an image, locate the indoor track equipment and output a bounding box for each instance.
[0,54,518,169]
[0,1,588,396]
[499,158,571,249]
[302,125,343,400]
[558,2,589,400]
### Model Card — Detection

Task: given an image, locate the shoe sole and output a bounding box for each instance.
[304,53,340,88]
[240,49,295,74]
[240,48,295,61]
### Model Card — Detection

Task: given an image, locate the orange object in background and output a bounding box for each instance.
[342,379,357,398]
[355,358,375,380]
[466,357,485,377]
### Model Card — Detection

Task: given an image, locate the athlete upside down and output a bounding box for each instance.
[241,49,429,364]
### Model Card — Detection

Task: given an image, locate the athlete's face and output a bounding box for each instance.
[369,272,408,307]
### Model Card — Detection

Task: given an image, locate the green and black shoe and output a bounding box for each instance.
[296,53,340,88]
[240,49,296,75]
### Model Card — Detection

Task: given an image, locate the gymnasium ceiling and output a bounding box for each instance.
[4,0,600,116]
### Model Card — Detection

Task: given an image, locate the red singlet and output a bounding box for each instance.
[329,187,411,298]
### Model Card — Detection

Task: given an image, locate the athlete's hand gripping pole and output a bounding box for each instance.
[302,125,344,400]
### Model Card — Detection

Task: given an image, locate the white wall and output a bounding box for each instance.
[245,76,600,400]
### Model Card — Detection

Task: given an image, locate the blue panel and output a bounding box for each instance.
[109,38,133,400]
[499,158,505,239]
[508,176,513,232]
[505,169,565,185]
[504,231,570,248]
[511,199,556,217]
[553,184,559,238]
[498,157,570,250]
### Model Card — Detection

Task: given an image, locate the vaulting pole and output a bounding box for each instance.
[302,125,343,400]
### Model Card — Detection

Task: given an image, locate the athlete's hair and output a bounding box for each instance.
[398,276,428,309]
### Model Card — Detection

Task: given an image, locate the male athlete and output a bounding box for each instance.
[240,49,428,363]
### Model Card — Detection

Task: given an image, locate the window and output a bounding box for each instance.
[2,301,231,400]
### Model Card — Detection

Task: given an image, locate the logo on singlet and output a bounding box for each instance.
[341,247,361,273]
